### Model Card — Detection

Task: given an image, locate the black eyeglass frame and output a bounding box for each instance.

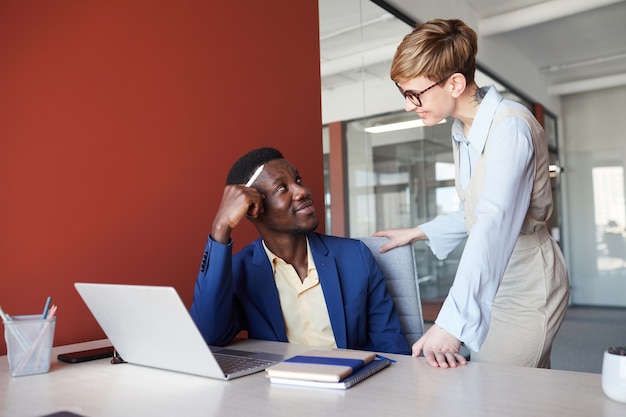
[396,76,451,107]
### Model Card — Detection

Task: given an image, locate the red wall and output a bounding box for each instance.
[0,0,323,354]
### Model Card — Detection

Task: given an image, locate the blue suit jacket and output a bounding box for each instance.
[190,232,410,355]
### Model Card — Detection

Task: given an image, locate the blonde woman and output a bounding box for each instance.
[374,19,570,369]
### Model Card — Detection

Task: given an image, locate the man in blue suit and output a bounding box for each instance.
[190,147,410,355]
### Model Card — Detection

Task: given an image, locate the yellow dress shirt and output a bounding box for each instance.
[263,238,337,348]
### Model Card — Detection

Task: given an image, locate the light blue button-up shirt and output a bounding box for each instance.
[420,86,536,351]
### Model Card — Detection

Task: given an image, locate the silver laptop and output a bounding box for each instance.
[74,282,283,379]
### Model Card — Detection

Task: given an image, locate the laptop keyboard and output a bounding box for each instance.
[214,352,276,374]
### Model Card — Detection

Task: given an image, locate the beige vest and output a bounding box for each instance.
[453,106,552,235]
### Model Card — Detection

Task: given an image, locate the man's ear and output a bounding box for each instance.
[245,192,265,223]
[246,214,263,224]
[245,205,264,222]
[449,73,467,98]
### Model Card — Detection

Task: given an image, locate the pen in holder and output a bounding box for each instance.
[3,314,57,377]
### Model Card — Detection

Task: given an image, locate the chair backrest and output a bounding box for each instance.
[358,236,424,346]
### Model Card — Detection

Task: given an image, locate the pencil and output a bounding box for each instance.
[41,296,52,319]
[245,164,264,187]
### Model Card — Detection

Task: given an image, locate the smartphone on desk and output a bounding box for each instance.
[58,346,115,363]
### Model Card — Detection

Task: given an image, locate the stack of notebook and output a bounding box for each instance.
[265,349,392,389]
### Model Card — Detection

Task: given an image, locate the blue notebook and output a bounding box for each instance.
[265,349,375,382]
[266,349,391,389]
[267,357,392,389]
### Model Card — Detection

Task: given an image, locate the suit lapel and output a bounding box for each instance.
[308,234,348,348]
[250,238,288,341]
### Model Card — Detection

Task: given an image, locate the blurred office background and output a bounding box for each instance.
[319,0,626,373]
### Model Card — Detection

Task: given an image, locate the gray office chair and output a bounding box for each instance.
[358,236,424,346]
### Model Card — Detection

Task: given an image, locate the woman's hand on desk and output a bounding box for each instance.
[412,325,467,368]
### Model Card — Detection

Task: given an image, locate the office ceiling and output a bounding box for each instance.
[319,0,626,97]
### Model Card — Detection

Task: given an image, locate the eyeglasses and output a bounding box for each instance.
[396,77,449,107]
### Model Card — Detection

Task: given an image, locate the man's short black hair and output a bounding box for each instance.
[226,147,284,185]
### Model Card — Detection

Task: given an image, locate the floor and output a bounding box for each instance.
[551,306,626,374]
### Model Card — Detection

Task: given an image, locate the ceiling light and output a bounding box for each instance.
[364,119,447,133]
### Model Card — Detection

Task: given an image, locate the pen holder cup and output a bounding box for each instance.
[3,315,57,377]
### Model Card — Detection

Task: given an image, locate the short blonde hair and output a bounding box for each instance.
[390,19,477,85]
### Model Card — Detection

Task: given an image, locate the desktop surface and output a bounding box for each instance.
[1,339,625,417]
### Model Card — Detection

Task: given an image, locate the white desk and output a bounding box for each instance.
[1,339,625,417]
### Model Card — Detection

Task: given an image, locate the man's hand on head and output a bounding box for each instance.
[212,185,264,244]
